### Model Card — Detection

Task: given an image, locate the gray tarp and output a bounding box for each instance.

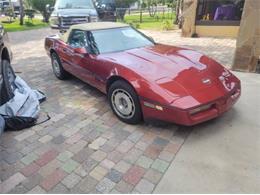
[0,115,4,135]
[0,76,45,120]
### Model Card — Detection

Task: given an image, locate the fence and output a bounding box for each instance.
[116,6,175,22]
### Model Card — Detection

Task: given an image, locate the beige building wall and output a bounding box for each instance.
[182,0,240,38]
[195,26,239,38]
[181,0,260,72]
[232,0,260,72]
[181,0,240,38]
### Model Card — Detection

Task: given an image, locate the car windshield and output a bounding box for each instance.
[88,27,154,54]
[55,0,95,9]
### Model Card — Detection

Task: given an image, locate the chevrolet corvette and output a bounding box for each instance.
[45,22,241,125]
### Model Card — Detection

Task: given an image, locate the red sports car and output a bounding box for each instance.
[45,22,241,126]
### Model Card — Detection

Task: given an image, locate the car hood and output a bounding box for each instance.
[101,44,239,107]
[52,8,97,17]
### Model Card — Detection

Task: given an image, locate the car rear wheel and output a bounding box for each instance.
[51,52,69,80]
[108,80,142,124]
[0,60,15,105]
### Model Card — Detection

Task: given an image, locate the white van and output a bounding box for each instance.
[48,0,99,29]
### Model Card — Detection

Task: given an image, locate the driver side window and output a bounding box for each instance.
[68,30,88,48]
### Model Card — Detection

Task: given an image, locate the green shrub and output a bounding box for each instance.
[127,22,140,29]
[135,23,140,29]
[162,20,172,30]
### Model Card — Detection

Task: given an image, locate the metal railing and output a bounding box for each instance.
[116,7,175,21]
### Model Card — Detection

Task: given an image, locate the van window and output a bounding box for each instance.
[55,0,95,9]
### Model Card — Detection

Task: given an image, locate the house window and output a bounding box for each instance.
[196,0,245,26]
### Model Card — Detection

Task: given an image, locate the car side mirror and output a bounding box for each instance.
[74,47,88,55]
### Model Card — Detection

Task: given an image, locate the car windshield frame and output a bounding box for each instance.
[86,27,155,55]
[55,0,95,9]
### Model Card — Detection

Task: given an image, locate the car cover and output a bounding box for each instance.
[0,115,4,135]
[0,60,15,106]
[0,64,46,132]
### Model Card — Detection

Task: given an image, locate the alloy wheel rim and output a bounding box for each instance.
[0,66,2,84]
[52,57,61,77]
[7,65,15,84]
[111,89,135,119]
[6,65,15,91]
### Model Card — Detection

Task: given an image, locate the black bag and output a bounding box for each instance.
[3,116,36,131]
[3,113,51,131]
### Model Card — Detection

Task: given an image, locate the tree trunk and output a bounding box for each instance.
[19,0,24,25]
[43,10,50,23]
[8,0,14,22]
[139,3,143,23]
[174,0,180,24]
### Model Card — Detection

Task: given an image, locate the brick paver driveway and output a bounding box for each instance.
[0,28,236,193]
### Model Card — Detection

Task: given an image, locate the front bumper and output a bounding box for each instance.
[50,16,98,29]
[141,85,241,126]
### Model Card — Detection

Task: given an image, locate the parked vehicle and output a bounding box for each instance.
[94,0,116,21]
[0,0,10,10]
[45,22,241,126]
[0,24,14,107]
[47,0,99,29]
[0,0,20,16]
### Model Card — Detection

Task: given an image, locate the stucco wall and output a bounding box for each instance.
[232,0,260,72]
[195,26,239,38]
[181,0,241,38]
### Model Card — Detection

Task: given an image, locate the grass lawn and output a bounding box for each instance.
[123,12,177,30]
[0,17,49,32]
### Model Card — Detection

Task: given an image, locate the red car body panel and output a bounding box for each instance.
[45,36,241,126]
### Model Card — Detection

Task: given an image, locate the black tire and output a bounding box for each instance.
[0,60,15,105]
[51,52,69,80]
[108,80,142,124]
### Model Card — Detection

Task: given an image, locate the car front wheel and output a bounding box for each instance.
[51,52,69,80]
[108,80,142,124]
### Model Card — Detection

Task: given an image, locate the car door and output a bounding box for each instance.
[82,53,110,93]
[62,30,94,83]
[62,30,109,92]
[57,31,78,75]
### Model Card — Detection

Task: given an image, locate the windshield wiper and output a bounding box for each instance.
[73,6,90,9]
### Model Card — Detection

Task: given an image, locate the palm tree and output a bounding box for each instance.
[174,0,184,28]
[7,0,15,22]
[8,0,14,12]
[19,0,24,25]
[174,0,180,24]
